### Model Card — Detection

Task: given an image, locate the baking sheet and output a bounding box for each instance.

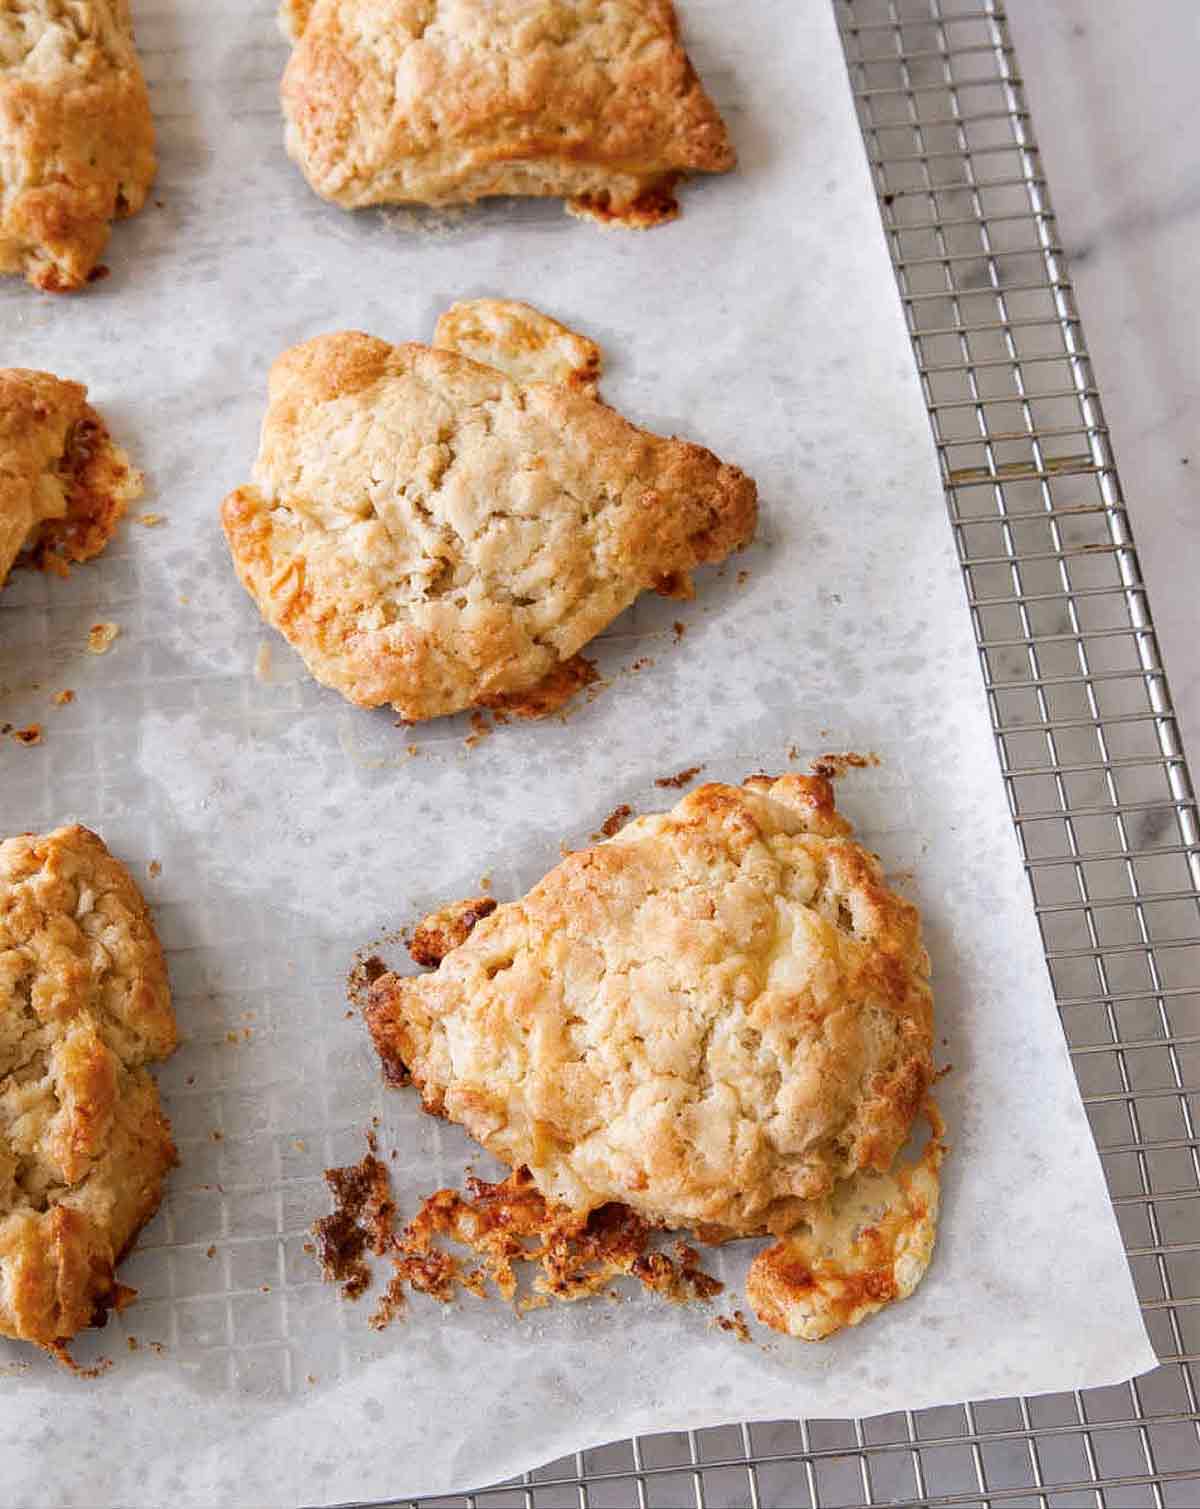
[0,1,1155,1504]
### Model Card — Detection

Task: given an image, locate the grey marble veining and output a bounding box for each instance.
[1008,0,1200,765]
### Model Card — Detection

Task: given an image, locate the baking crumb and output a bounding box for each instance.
[11,724,41,746]
[811,751,880,780]
[714,1310,752,1343]
[406,743,419,757]
[46,1346,112,1378]
[306,1374,317,1385]
[464,710,493,749]
[0,724,10,735]
[787,745,800,762]
[595,803,633,839]
[86,264,110,283]
[345,1009,355,1019]
[225,1031,239,1045]
[148,859,162,877]
[210,1130,223,1142]
[294,1139,307,1152]
[672,620,687,641]
[253,643,272,682]
[185,1074,195,1086]
[206,1245,217,1259]
[178,594,190,605]
[479,871,493,893]
[347,952,388,1010]
[655,764,705,790]
[260,1285,271,1294]
[243,1027,252,1041]
[736,569,750,586]
[137,513,165,527]
[52,689,75,706]
[87,621,119,654]
[630,656,654,672]
[148,1342,166,1356]
[303,1242,315,1256]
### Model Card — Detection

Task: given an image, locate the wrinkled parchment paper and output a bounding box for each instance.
[0,2,1155,1503]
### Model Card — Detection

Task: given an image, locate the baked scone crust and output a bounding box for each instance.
[746,1104,943,1340]
[434,298,602,394]
[0,0,156,292]
[279,0,734,226]
[0,367,141,587]
[366,775,935,1238]
[0,826,177,1349]
[220,325,756,721]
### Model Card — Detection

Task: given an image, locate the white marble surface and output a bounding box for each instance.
[1008,0,1200,765]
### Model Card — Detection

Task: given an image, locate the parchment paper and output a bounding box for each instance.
[0,2,1155,1504]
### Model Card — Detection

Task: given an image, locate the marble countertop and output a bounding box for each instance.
[1007,0,1200,766]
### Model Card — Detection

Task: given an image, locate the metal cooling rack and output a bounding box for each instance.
[363,2,1200,1504]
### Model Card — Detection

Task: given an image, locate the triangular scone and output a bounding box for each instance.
[220,318,756,722]
[279,0,735,227]
[366,775,937,1245]
[0,0,156,291]
[0,369,142,588]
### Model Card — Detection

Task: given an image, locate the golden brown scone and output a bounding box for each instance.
[0,826,177,1353]
[367,775,935,1241]
[0,0,156,292]
[0,368,141,588]
[434,299,602,394]
[746,1104,943,1340]
[279,0,734,227]
[220,324,756,721]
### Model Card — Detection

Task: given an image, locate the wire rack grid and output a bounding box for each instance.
[348,3,1200,1505]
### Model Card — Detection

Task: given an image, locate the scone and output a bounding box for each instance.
[220,308,757,722]
[0,368,142,588]
[366,774,944,1338]
[0,826,177,1353]
[279,0,734,227]
[0,0,156,292]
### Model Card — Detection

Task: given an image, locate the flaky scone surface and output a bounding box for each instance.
[367,775,935,1237]
[434,299,602,394]
[220,328,756,721]
[280,0,734,226]
[0,826,177,1349]
[0,0,156,291]
[0,367,141,587]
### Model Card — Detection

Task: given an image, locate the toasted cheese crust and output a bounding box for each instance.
[746,1104,944,1340]
[0,367,141,587]
[0,0,155,291]
[367,775,935,1238]
[220,324,756,721]
[0,826,177,1349]
[279,0,734,226]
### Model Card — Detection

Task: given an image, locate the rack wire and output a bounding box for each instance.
[375,2,1200,1503]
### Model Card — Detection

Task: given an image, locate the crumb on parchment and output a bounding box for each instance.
[87,621,119,654]
[655,764,705,790]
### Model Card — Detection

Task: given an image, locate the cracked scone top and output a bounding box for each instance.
[0,826,177,1350]
[221,317,757,722]
[0,0,156,291]
[279,0,734,226]
[0,368,142,587]
[366,775,935,1238]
